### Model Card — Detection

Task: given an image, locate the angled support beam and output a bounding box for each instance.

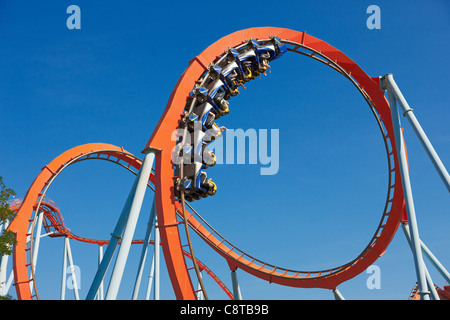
[381,74,430,300]
[105,151,156,300]
[401,223,439,299]
[86,150,156,300]
[132,200,157,299]
[381,74,449,192]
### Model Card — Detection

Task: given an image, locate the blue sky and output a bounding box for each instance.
[1,0,449,300]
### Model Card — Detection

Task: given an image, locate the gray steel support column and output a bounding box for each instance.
[231,270,242,300]
[60,237,68,300]
[401,223,439,300]
[105,151,156,300]
[332,288,345,300]
[65,237,80,300]
[382,74,430,299]
[145,253,155,300]
[86,150,156,300]
[132,200,157,300]
[96,245,104,300]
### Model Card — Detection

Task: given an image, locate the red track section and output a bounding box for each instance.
[143,27,405,298]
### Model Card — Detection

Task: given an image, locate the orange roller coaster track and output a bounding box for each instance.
[7,27,410,300]
[143,27,405,299]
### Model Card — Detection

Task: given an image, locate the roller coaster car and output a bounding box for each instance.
[204,122,223,141]
[224,47,247,82]
[188,102,215,131]
[270,36,287,59]
[174,147,216,201]
[206,79,230,117]
[220,65,242,97]
[237,37,287,78]
[175,145,216,170]
[238,48,259,80]
[255,36,287,62]
[248,38,270,75]
[172,139,217,201]
[181,169,217,202]
[176,38,288,203]
[175,123,216,166]
[188,102,222,141]
[191,129,217,168]
[193,82,228,119]
[209,64,240,98]
[220,48,252,83]
[185,102,222,142]
[219,50,249,93]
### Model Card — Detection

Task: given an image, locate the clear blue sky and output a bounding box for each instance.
[1,0,449,300]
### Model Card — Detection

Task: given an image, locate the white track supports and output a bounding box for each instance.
[154,220,160,300]
[132,200,157,300]
[231,269,242,300]
[402,223,439,299]
[87,150,156,300]
[105,151,156,300]
[96,245,104,300]
[332,288,345,300]
[145,253,155,300]
[402,222,450,300]
[60,237,79,300]
[382,75,450,192]
[60,237,67,300]
[380,73,450,299]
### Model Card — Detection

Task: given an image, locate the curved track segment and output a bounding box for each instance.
[7,143,144,300]
[7,143,234,300]
[144,27,405,297]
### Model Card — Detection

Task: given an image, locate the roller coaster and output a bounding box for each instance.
[1,27,449,300]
